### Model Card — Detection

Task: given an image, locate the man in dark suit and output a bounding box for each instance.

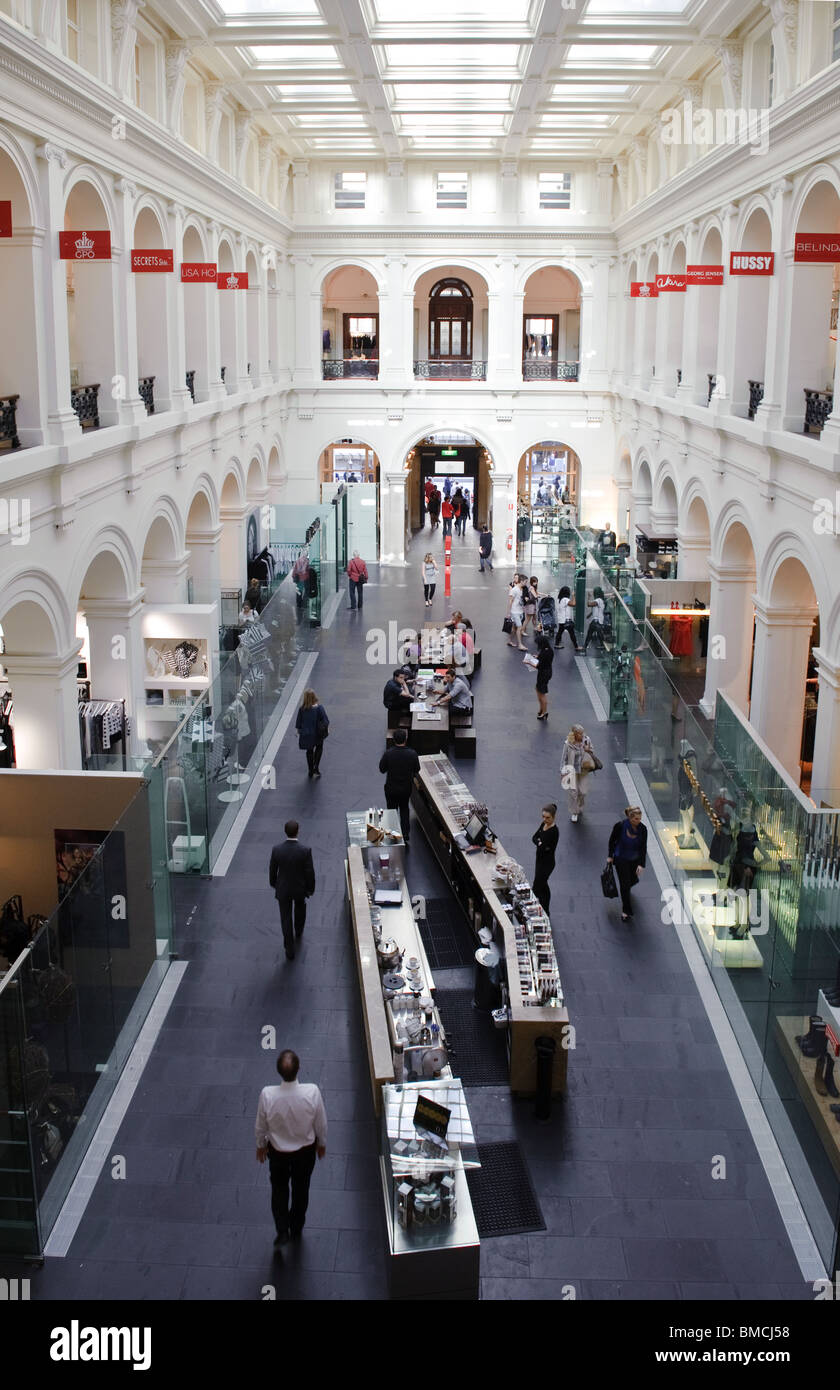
[379,729,421,846]
[269,820,315,961]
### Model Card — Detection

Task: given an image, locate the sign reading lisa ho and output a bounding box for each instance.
[217,271,249,289]
[686,264,724,285]
[729,251,774,275]
[181,262,217,283]
[630,281,658,298]
[413,1094,451,1140]
[794,233,840,263]
[131,249,173,272]
[0,201,11,237]
[59,229,111,260]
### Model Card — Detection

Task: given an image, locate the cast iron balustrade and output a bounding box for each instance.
[138,376,155,414]
[322,359,379,380]
[522,359,579,381]
[414,360,487,381]
[0,394,20,450]
[748,380,764,419]
[804,388,833,435]
[676,369,682,387]
[185,370,196,403]
[707,374,717,404]
[71,383,100,430]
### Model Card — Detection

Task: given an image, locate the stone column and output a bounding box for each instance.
[596,160,614,217]
[386,161,405,220]
[186,525,223,605]
[218,504,249,591]
[79,593,145,755]
[380,257,406,387]
[487,257,518,388]
[113,178,150,426]
[750,599,816,780]
[810,648,840,808]
[674,534,710,580]
[763,0,800,103]
[34,142,81,445]
[380,470,408,566]
[489,471,517,568]
[141,556,190,605]
[163,201,192,413]
[500,161,518,219]
[2,645,83,769]
[291,256,318,387]
[699,562,756,719]
[708,202,739,417]
[753,178,792,432]
[675,221,703,403]
[204,221,226,401]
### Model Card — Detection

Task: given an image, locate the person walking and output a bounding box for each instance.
[458,490,470,536]
[269,820,316,960]
[422,552,439,606]
[607,805,648,921]
[255,1049,327,1248]
[424,475,435,522]
[532,803,559,914]
[441,495,454,537]
[478,524,493,572]
[562,722,595,823]
[295,687,329,778]
[583,586,606,654]
[555,585,580,651]
[452,487,464,537]
[346,551,368,610]
[379,728,421,846]
[427,488,441,531]
[534,633,554,720]
[443,475,452,500]
[522,576,539,636]
[506,574,527,651]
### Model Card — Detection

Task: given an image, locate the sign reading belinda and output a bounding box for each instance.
[131,249,174,272]
[655,273,687,293]
[794,233,840,263]
[630,281,658,298]
[729,251,774,275]
[59,229,111,260]
[687,265,724,285]
[181,262,217,283]
[217,270,249,289]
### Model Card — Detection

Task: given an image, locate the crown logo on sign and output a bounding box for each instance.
[75,231,95,258]
[227,273,238,288]
[638,283,651,297]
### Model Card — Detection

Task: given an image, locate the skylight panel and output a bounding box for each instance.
[219,0,320,12]
[248,44,340,63]
[383,43,521,68]
[390,82,514,103]
[550,83,630,97]
[275,84,356,97]
[585,0,687,10]
[565,44,659,60]
[374,0,530,16]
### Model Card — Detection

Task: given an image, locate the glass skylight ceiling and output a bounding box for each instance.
[382,44,522,69]
[374,0,531,17]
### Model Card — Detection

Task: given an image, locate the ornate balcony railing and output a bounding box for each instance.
[707,374,717,404]
[0,394,20,450]
[747,380,764,419]
[676,368,682,387]
[804,388,833,435]
[138,376,155,414]
[414,360,487,381]
[522,359,579,381]
[322,358,379,380]
[71,383,100,430]
[185,370,196,403]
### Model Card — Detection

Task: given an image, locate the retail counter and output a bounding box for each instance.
[411,755,570,1095]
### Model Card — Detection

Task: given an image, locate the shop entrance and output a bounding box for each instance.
[428,278,473,364]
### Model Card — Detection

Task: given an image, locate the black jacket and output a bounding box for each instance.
[608,820,647,867]
[379,745,421,798]
[479,530,493,557]
[269,840,315,901]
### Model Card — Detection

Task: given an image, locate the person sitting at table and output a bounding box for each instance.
[443,610,473,633]
[383,669,414,715]
[400,632,421,671]
[432,668,472,712]
[453,623,474,667]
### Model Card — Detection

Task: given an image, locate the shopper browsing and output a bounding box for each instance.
[532,803,559,914]
[506,574,527,651]
[561,722,596,823]
[255,1049,327,1248]
[478,525,494,572]
[583,586,606,654]
[555,585,579,651]
[607,806,647,921]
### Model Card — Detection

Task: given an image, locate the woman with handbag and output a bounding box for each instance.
[296,688,329,778]
[532,804,559,914]
[561,723,596,823]
[534,634,554,720]
[607,805,647,921]
[505,575,527,651]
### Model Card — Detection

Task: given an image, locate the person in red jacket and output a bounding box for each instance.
[346,551,368,611]
[441,497,454,537]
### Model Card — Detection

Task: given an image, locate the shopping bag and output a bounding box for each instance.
[601,863,619,899]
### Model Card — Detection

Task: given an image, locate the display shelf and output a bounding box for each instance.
[776,1016,840,1183]
[143,676,211,689]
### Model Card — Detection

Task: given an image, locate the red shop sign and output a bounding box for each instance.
[687,264,724,285]
[729,251,774,275]
[630,281,658,298]
[0,201,11,237]
[655,274,687,293]
[181,262,218,283]
[217,271,249,289]
[59,229,111,260]
[794,233,840,263]
[131,249,174,272]
[827,1024,840,1059]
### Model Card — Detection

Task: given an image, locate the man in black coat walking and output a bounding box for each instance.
[269,819,316,961]
[379,729,420,845]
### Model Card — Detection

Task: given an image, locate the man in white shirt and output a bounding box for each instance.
[255,1049,327,1248]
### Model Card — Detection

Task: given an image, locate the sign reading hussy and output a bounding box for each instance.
[729,252,774,275]
[50,1321,151,1371]
[130,249,173,272]
[655,274,686,293]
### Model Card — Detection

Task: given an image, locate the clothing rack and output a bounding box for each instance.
[78,697,128,769]
[0,689,14,768]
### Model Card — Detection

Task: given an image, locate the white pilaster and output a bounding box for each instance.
[810,648,840,808]
[2,645,84,769]
[750,599,816,780]
[699,562,756,719]
[380,470,408,566]
[34,142,81,445]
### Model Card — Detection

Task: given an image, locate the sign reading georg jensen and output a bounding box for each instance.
[181,262,218,283]
[655,274,686,293]
[131,249,174,272]
[58,229,111,260]
[794,234,840,263]
[686,265,724,285]
[217,271,249,289]
[729,251,774,275]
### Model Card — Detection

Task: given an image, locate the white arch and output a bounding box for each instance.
[394,419,504,469]
[516,258,591,297]
[317,257,385,296]
[62,164,117,235]
[735,193,773,245]
[757,531,828,613]
[788,162,840,237]
[138,496,186,558]
[0,569,75,652]
[678,477,714,536]
[0,129,40,225]
[696,214,723,255]
[219,458,247,506]
[185,473,221,528]
[407,258,496,296]
[71,525,139,607]
[711,500,760,569]
[132,193,169,243]
[182,216,208,258]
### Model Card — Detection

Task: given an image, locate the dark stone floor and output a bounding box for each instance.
[11,529,811,1300]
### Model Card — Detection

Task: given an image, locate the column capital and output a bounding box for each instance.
[35,141,68,168]
[753,597,818,626]
[115,177,138,199]
[720,201,739,220]
[79,593,146,621]
[1,643,83,680]
[769,177,792,201]
[813,647,840,688]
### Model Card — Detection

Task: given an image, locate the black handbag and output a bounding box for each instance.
[601,863,619,899]
[502,616,513,633]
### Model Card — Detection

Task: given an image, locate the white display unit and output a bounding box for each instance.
[140,604,219,730]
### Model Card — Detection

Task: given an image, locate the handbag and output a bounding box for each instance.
[580,751,596,774]
[316,709,330,740]
[502,616,513,633]
[591,752,604,771]
[601,863,619,899]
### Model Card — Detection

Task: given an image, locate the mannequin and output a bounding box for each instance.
[708,787,736,890]
[676,739,699,848]
[728,800,764,938]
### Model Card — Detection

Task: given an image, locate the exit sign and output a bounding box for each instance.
[441,447,458,456]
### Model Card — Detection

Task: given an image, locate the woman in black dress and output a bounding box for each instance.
[535,633,554,720]
[532,804,559,914]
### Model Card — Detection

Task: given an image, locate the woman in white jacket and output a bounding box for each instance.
[562,723,595,823]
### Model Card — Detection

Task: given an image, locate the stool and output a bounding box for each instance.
[452,728,476,759]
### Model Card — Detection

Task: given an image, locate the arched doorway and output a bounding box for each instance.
[64,178,118,428]
[141,513,186,603]
[752,554,820,786]
[321,265,379,379]
[732,206,772,418]
[413,267,489,380]
[701,516,757,720]
[786,180,840,434]
[522,267,581,380]
[0,145,40,447]
[409,431,489,535]
[185,485,221,605]
[429,277,472,368]
[318,439,380,560]
[517,441,580,514]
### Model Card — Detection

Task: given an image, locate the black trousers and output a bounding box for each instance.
[533,869,553,914]
[268,1141,317,1237]
[424,583,436,601]
[277,895,307,953]
[583,620,604,652]
[555,620,579,650]
[305,741,324,774]
[348,577,364,608]
[615,860,640,915]
[385,789,411,842]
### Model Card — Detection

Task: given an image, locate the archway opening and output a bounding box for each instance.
[141,514,184,603]
[733,207,772,418]
[64,179,117,428]
[182,223,209,402]
[321,265,379,380]
[133,205,168,413]
[318,438,380,560]
[0,148,39,447]
[407,430,492,537]
[522,267,581,380]
[185,488,219,605]
[697,228,722,402]
[787,181,840,433]
[663,241,686,393]
[413,266,488,380]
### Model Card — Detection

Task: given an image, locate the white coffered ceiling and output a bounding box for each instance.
[197,0,739,160]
